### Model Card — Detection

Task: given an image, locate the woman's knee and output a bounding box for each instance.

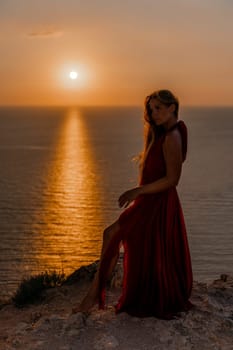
[103,221,120,242]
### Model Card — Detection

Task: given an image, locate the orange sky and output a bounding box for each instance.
[0,0,232,106]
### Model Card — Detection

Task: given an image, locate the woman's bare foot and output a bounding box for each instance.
[72,290,98,314]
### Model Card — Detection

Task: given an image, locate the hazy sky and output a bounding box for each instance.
[0,0,232,106]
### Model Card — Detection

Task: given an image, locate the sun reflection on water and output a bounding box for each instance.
[33,109,104,275]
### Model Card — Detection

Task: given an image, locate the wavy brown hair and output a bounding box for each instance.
[139,89,179,174]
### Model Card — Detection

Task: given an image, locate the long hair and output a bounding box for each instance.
[139,89,179,174]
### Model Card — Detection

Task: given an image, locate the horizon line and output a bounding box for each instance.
[0,104,233,109]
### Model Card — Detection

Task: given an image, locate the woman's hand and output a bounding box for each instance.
[118,187,142,208]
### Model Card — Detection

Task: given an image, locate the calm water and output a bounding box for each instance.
[0,106,233,300]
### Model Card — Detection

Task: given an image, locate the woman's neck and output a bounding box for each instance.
[163,117,178,131]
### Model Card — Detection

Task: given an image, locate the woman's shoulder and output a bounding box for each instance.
[163,127,182,149]
[165,120,187,139]
[166,120,186,133]
[163,120,187,160]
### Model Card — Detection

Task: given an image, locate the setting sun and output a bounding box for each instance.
[69,71,78,80]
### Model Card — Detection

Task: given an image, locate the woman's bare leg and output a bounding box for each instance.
[72,220,121,313]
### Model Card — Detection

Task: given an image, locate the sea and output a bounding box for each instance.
[0,106,233,300]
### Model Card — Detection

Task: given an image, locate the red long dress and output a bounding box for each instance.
[98,120,193,319]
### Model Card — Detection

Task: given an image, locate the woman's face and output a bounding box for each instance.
[149,98,175,126]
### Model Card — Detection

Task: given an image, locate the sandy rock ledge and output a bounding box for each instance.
[0,261,233,350]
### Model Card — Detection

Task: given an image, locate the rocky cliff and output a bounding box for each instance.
[0,260,232,350]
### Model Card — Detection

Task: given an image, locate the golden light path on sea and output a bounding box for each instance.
[32,109,105,275]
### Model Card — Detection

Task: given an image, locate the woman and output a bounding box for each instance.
[74,89,193,319]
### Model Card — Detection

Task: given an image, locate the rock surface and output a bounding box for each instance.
[0,260,233,350]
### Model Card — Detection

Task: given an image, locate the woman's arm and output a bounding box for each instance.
[118,129,183,208]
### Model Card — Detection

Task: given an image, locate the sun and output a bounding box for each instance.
[69,71,78,80]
